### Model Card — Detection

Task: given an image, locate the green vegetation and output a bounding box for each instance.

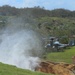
[0,5,75,18]
[38,17,75,37]
[0,5,75,75]
[0,5,75,38]
[0,62,54,75]
[45,46,75,63]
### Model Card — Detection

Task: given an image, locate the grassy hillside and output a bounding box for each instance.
[45,46,75,63]
[38,17,75,37]
[0,62,54,75]
[0,15,75,38]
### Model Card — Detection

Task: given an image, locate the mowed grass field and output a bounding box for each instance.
[46,46,75,63]
[0,62,54,75]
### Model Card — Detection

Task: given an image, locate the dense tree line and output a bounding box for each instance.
[0,5,19,16]
[0,5,75,18]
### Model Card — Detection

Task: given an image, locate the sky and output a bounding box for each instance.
[0,0,75,11]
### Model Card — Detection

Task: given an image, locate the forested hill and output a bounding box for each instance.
[0,5,75,18]
[0,5,75,41]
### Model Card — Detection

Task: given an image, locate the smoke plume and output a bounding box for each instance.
[0,17,44,70]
